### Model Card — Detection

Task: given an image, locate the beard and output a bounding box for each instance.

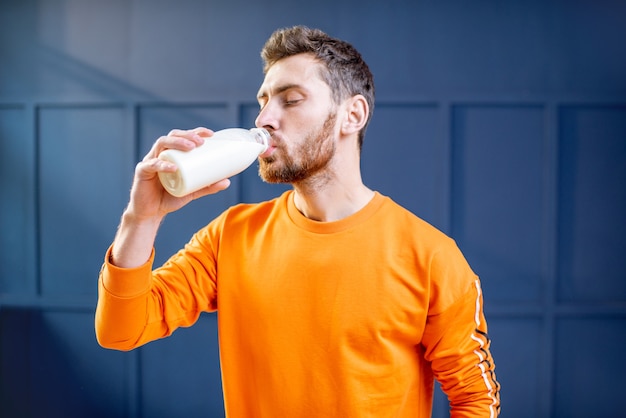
[259,112,337,184]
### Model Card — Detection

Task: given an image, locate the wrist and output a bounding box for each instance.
[120,207,164,229]
[110,210,162,268]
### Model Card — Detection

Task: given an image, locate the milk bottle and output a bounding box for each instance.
[158,127,270,197]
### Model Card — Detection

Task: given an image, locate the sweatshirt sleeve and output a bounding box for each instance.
[421,244,501,417]
[95,221,221,351]
[95,245,156,351]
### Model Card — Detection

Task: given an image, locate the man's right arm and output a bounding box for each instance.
[110,211,163,268]
[94,210,164,350]
[109,127,229,268]
[95,127,231,349]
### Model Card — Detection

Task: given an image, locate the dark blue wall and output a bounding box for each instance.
[1,1,625,417]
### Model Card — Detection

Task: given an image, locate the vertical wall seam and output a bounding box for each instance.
[540,101,558,417]
[133,102,142,164]
[32,102,42,298]
[439,100,452,236]
[447,101,457,239]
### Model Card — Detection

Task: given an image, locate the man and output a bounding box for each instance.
[96,26,501,417]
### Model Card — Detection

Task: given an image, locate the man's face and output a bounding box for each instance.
[255,54,338,184]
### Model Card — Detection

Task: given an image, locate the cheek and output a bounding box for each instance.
[282,104,337,145]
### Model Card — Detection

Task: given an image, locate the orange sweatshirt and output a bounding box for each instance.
[96,191,500,417]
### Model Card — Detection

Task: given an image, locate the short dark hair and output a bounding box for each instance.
[261,26,375,150]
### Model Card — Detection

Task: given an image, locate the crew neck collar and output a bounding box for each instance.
[285,190,385,234]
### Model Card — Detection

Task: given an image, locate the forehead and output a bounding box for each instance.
[258,54,327,94]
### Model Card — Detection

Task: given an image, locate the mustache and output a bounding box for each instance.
[267,132,284,149]
[268,131,280,143]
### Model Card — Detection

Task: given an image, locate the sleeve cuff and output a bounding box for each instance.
[101,245,154,298]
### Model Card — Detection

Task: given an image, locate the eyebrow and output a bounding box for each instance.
[257,83,304,101]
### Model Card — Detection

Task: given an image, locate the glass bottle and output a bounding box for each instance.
[158,127,270,197]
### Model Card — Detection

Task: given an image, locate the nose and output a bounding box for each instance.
[255,101,278,131]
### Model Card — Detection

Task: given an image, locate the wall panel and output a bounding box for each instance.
[554,317,626,417]
[488,317,542,417]
[0,106,36,295]
[1,308,129,418]
[451,105,545,304]
[33,310,130,418]
[0,308,33,416]
[38,105,131,296]
[557,105,626,303]
[362,104,442,228]
[140,314,223,417]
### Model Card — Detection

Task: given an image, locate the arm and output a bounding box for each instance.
[95,127,230,349]
[95,228,221,351]
[422,246,501,417]
[112,127,230,268]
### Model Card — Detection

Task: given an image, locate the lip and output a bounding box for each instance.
[259,144,276,158]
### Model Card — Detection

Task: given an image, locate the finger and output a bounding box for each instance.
[145,127,215,161]
[190,178,231,199]
[161,132,200,149]
[168,127,213,142]
[135,157,177,179]
[190,127,214,138]
[142,135,194,161]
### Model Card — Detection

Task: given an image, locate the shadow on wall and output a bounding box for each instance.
[1,307,127,417]
[0,308,225,418]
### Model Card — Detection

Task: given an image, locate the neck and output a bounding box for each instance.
[292,173,374,223]
[291,129,374,222]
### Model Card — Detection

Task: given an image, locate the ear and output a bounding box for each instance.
[340,94,369,136]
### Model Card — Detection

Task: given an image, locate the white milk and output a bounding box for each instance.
[158,128,270,197]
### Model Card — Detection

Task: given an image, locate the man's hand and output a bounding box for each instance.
[110,127,230,268]
[126,127,231,221]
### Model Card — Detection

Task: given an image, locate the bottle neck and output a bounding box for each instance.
[250,128,270,150]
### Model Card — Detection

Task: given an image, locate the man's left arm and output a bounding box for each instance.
[423,277,501,417]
